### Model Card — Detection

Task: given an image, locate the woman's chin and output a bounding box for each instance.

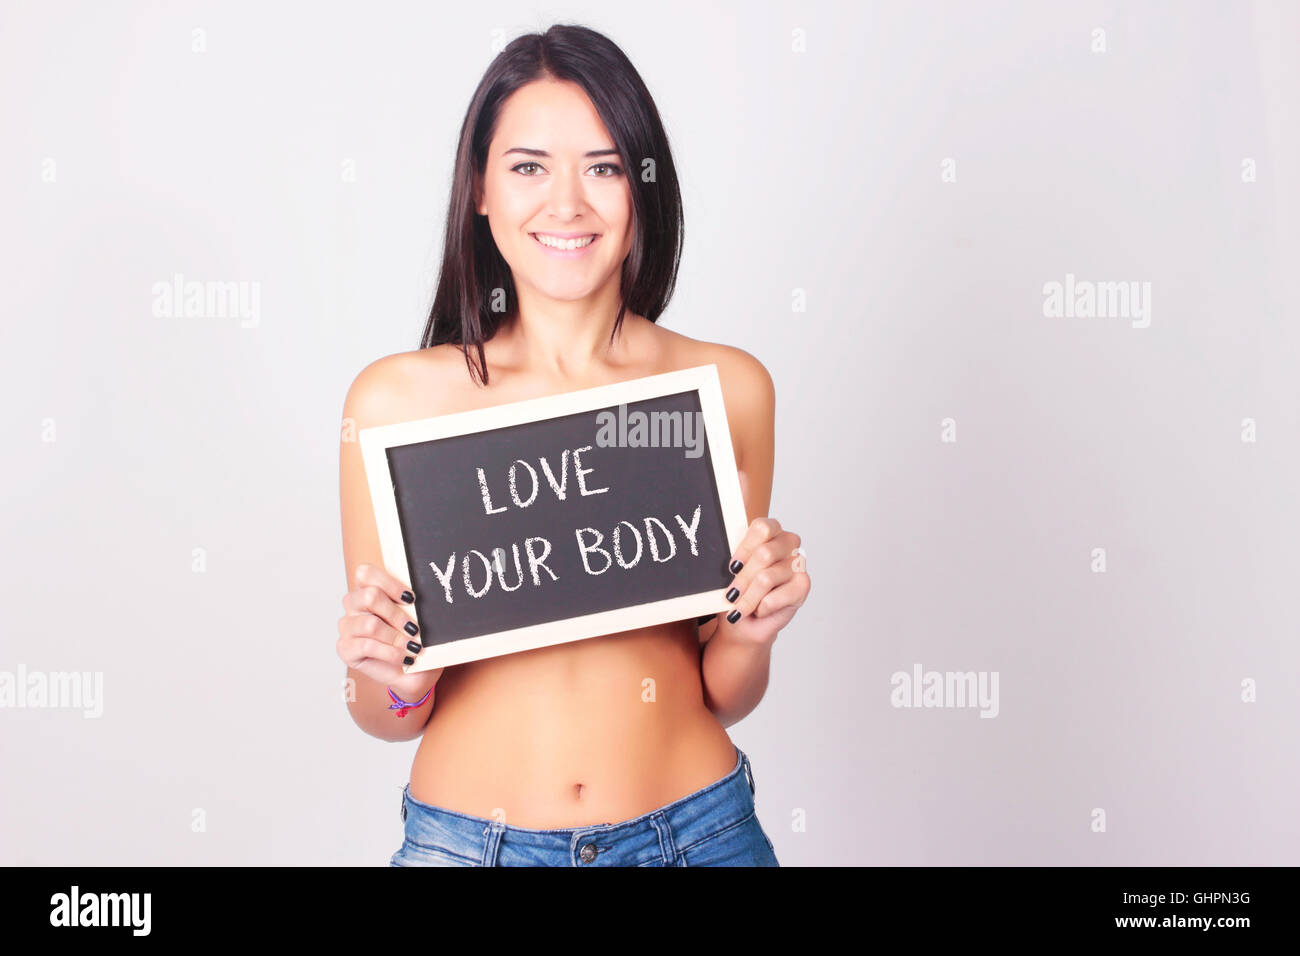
[523,275,613,303]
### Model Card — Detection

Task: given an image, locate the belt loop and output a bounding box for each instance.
[481,819,505,867]
[742,751,756,795]
[399,785,408,823]
[649,811,678,865]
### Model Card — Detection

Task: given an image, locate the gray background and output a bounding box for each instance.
[2,0,1296,865]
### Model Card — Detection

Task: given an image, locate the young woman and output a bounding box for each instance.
[336,23,811,866]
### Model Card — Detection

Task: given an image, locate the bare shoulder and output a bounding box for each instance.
[656,325,775,405]
[654,326,775,506]
[342,344,470,427]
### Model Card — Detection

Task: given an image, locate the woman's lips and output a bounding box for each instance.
[531,232,601,259]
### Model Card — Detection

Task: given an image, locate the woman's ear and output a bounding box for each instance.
[473,171,486,216]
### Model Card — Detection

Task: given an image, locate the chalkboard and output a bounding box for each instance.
[359,364,749,671]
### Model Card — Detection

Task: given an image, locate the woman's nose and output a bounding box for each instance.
[546,169,585,218]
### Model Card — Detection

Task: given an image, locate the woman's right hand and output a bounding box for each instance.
[337,563,444,701]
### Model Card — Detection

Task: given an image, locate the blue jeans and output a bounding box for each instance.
[390,744,779,867]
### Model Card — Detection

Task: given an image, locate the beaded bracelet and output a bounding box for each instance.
[387,685,433,718]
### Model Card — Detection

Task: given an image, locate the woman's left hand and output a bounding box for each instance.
[716,517,810,645]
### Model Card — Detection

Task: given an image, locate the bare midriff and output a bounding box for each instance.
[409,619,738,828]
[397,317,741,829]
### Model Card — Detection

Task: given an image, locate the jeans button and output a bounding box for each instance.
[579,842,598,863]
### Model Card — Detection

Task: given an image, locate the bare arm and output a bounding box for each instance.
[699,349,779,727]
[338,355,443,743]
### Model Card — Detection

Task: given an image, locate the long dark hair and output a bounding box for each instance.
[419,23,685,387]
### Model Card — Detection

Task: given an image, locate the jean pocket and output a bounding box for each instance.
[392,837,478,867]
[679,810,773,867]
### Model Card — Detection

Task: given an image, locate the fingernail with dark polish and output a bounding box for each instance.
[406,640,420,654]
[404,621,419,636]
[727,609,741,624]
[726,587,740,602]
[729,560,744,574]
[401,591,415,604]
[403,656,414,666]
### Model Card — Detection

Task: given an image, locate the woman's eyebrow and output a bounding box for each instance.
[502,147,620,158]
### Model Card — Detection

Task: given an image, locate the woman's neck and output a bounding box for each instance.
[500,286,641,381]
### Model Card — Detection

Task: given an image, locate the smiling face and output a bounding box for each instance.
[476,78,635,304]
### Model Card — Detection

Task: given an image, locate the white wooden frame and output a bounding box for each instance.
[358,363,750,673]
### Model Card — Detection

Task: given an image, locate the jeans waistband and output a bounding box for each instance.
[399,744,756,864]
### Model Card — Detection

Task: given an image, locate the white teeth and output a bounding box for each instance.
[534,233,596,250]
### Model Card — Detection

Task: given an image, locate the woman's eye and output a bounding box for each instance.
[510,161,622,177]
